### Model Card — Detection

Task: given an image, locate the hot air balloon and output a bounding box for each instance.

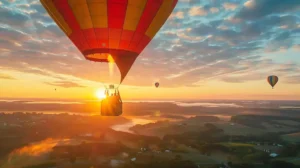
[40,0,178,116]
[267,75,278,89]
[40,0,177,83]
[155,82,159,88]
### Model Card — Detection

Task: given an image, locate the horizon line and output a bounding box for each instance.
[1,97,300,102]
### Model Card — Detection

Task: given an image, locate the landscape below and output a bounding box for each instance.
[0,101,300,168]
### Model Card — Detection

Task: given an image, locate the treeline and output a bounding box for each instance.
[122,159,199,168]
[22,162,56,168]
[162,122,300,164]
[163,123,284,145]
[230,160,300,168]
[231,115,300,129]
[50,142,129,159]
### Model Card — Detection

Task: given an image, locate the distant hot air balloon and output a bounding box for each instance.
[155,82,159,88]
[40,0,178,84]
[267,75,279,89]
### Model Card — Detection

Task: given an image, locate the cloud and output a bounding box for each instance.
[284,75,300,84]
[0,73,15,80]
[0,5,30,27]
[186,0,202,6]
[189,6,208,16]
[235,0,300,20]
[244,0,256,9]
[293,44,300,51]
[44,81,85,88]
[171,11,185,19]
[276,63,299,73]
[210,7,219,13]
[223,2,238,11]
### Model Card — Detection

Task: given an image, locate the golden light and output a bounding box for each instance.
[107,54,115,78]
[95,88,106,100]
[107,54,114,63]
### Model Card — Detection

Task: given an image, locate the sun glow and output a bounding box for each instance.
[95,89,106,100]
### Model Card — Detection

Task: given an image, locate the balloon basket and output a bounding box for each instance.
[100,87,123,116]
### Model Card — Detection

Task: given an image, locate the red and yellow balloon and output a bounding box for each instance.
[40,0,178,83]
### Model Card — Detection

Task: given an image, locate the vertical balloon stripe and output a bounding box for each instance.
[53,0,80,31]
[40,0,72,35]
[109,28,122,49]
[51,0,89,51]
[85,0,102,48]
[172,0,178,8]
[272,76,275,86]
[268,76,272,86]
[126,0,155,52]
[67,0,92,29]
[87,0,108,28]
[136,36,151,53]
[146,0,175,38]
[107,0,128,29]
[123,0,147,31]
[94,28,109,50]
[82,29,99,49]
[107,0,128,49]
[274,76,278,85]
[135,0,163,34]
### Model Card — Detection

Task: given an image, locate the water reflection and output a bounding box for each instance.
[111,118,154,133]
[1,138,83,168]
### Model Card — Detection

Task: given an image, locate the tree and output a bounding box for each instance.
[204,123,217,130]
[170,160,197,168]
[69,155,76,164]
[270,160,296,168]
[280,145,299,157]
[175,154,182,161]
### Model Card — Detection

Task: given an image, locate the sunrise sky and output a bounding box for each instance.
[0,0,300,101]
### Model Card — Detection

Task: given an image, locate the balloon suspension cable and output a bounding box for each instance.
[116,83,121,90]
[102,82,108,89]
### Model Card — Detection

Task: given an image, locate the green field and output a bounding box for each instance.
[262,122,299,133]
[219,142,255,148]
[274,157,300,165]
[214,122,265,135]
[137,152,220,165]
[282,132,300,143]
[274,120,300,126]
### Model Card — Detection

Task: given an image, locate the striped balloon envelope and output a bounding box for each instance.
[40,0,178,83]
[267,75,279,89]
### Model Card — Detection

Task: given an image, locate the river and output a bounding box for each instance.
[111,118,154,133]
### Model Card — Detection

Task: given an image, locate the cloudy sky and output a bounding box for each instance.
[0,0,300,100]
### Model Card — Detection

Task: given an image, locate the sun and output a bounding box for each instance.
[95,89,106,100]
